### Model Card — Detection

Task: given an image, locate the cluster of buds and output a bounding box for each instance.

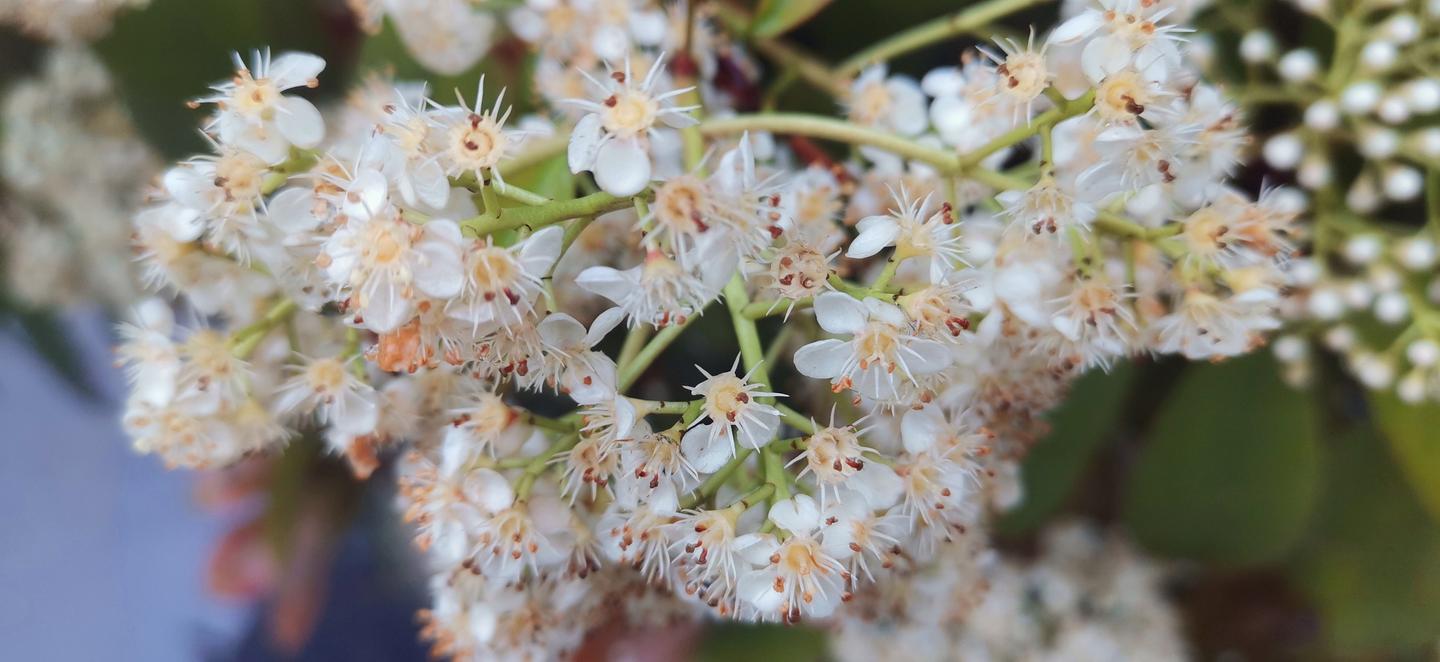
[111,0,1304,657]
[1220,0,1440,403]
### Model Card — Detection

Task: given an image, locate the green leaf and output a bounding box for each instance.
[1368,392,1440,525]
[1293,426,1440,654]
[750,0,834,38]
[505,155,575,203]
[1123,354,1320,565]
[997,363,1134,535]
[697,623,825,661]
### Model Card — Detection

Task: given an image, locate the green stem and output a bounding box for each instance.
[617,323,653,368]
[617,316,698,392]
[460,191,633,237]
[230,299,299,358]
[680,447,755,509]
[835,0,1049,77]
[514,433,580,501]
[493,180,552,206]
[699,114,961,171]
[959,90,1095,169]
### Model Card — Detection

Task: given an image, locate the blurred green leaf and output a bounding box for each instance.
[505,155,574,202]
[1123,354,1320,565]
[96,0,342,159]
[697,623,825,661]
[1293,426,1440,654]
[1368,392,1440,525]
[751,0,834,38]
[997,363,1134,535]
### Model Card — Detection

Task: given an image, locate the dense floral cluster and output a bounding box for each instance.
[108,0,1310,658]
[832,521,1187,661]
[1221,0,1440,404]
[0,0,146,40]
[1,45,156,308]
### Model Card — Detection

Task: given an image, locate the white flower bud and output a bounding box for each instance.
[1278,49,1320,82]
[1342,280,1374,309]
[1323,324,1356,351]
[1383,165,1424,201]
[1340,81,1382,114]
[1374,291,1409,324]
[1405,78,1440,113]
[1381,14,1421,43]
[1186,34,1216,70]
[1344,235,1385,265]
[1396,236,1438,271]
[1357,126,1399,159]
[1352,353,1395,389]
[1369,265,1401,293]
[1310,288,1346,321]
[1303,100,1341,131]
[1297,156,1332,189]
[1288,258,1321,286]
[1346,175,1380,213]
[1429,0,1440,19]
[1263,133,1304,170]
[1410,128,1440,159]
[1359,40,1398,72]
[1273,335,1309,362]
[1397,371,1428,404]
[1240,31,1277,63]
[1408,339,1439,367]
[1376,95,1411,124]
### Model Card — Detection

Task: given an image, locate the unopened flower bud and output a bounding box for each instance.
[1408,339,1440,367]
[1340,81,1382,114]
[1374,291,1409,324]
[1263,133,1304,170]
[1240,31,1277,63]
[1278,49,1319,82]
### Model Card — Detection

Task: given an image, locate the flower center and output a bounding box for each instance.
[1096,71,1153,121]
[450,114,507,170]
[470,246,520,294]
[653,176,709,235]
[229,71,279,120]
[603,91,658,138]
[705,374,751,420]
[850,82,892,126]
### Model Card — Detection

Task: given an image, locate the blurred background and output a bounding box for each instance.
[2,0,1439,660]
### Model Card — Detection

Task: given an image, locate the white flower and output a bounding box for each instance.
[322,212,465,332]
[577,240,734,328]
[1047,0,1186,85]
[680,358,784,472]
[199,50,326,164]
[372,86,452,210]
[997,176,1097,237]
[566,55,698,196]
[848,188,965,283]
[449,225,563,328]
[794,292,951,405]
[736,495,849,621]
[847,64,928,137]
[434,77,524,186]
[274,355,379,436]
[538,307,626,396]
[1153,288,1279,359]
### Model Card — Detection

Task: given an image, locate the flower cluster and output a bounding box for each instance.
[1213,0,1440,403]
[112,0,1292,657]
[1,45,157,308]
[832,521,1188,661]
[0,0,146,41]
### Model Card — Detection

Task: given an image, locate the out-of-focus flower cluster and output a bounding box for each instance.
[1217,0,1440,403]
[1,45,157,308]
[0,0,146,41]
[110,0,1307,657]
[832,521,1187,661]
